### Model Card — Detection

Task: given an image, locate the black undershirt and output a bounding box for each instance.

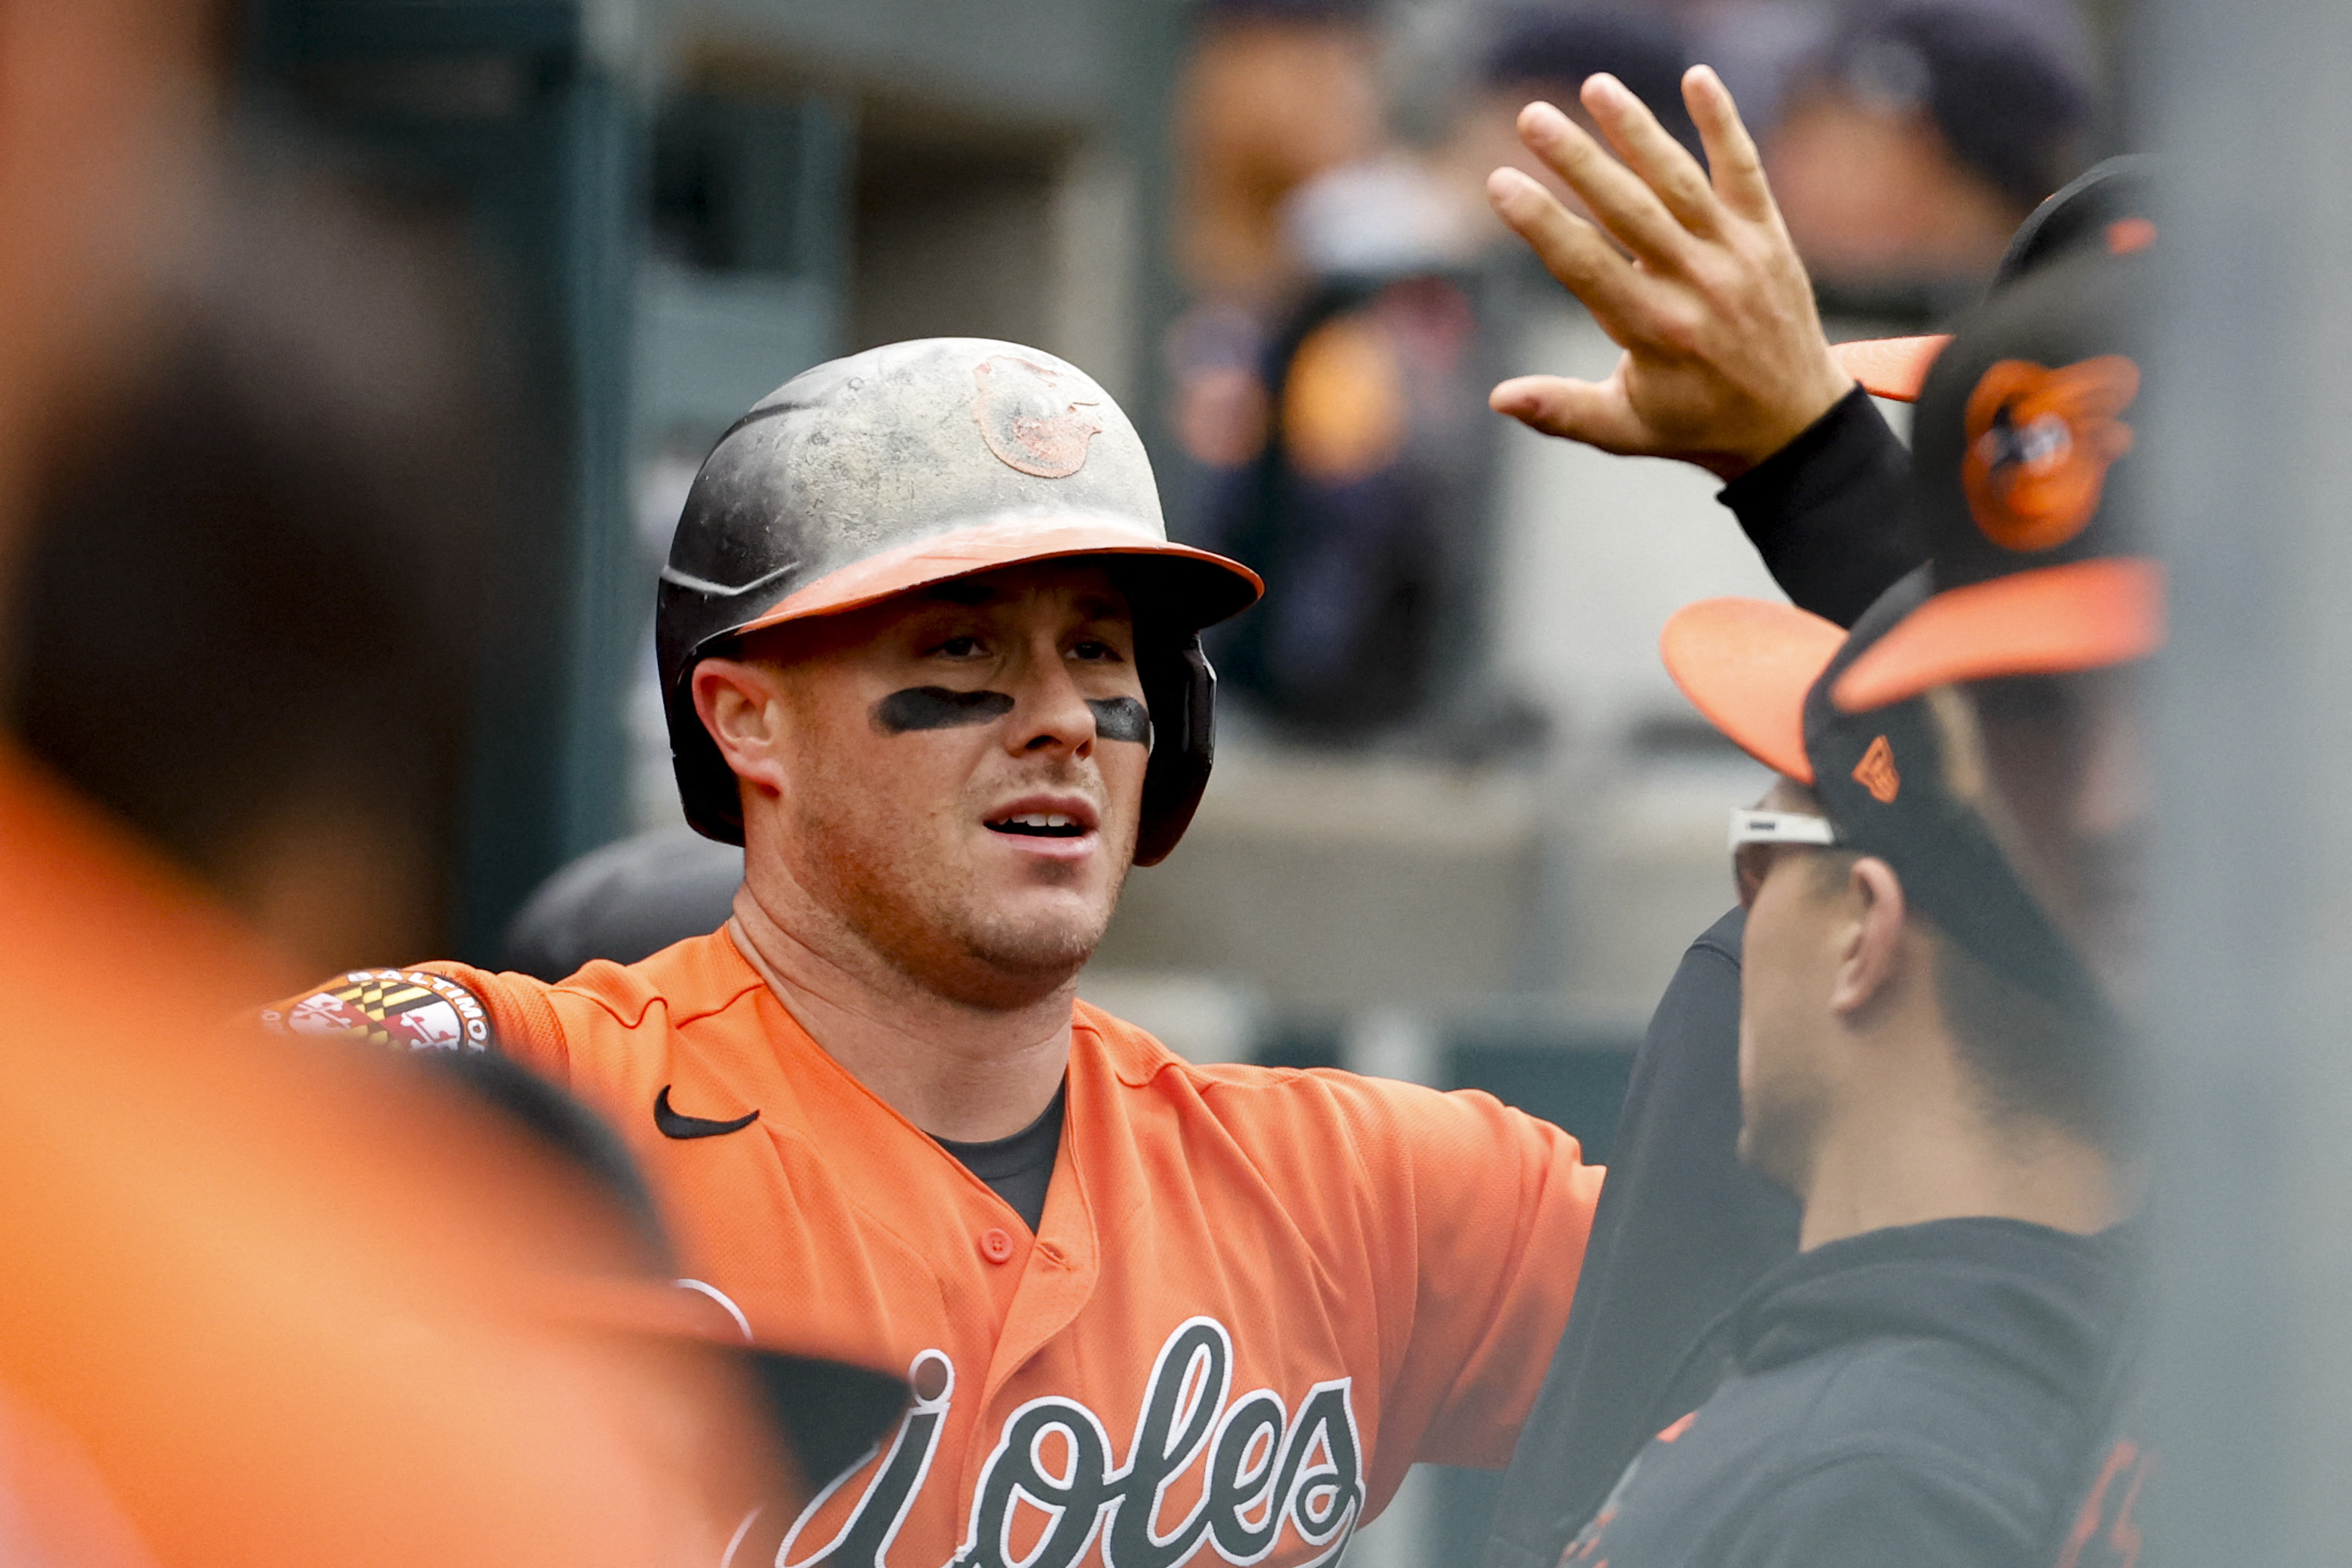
[933,1082,1066,1233]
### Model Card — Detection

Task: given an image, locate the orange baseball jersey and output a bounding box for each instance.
[0,746,798,1567]
[273,928,1604,1568]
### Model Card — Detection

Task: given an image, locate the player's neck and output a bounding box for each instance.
[1794,1032,2120,1252]
[725,888,1072,1144]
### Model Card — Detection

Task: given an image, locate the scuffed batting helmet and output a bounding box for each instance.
[656,338,1262,864]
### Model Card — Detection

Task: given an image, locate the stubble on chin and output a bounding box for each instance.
[798,816,1127,1010]
[893,890,1116,1012]
[955,853,1129,977]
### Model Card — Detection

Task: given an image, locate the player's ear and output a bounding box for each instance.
[693,658,790,796]
[1827,856,1909,1018]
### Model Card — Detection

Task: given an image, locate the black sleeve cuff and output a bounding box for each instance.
[1717,384,1921,628]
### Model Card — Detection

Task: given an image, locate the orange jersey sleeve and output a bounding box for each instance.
[418,959,576,1077]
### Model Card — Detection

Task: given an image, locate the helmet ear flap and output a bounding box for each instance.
[1133,633,1217,867]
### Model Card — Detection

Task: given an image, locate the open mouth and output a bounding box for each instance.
[986,813,1087,839]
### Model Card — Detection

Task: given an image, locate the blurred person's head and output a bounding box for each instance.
[1728,767,2125,1219]
[1176,0,1385,297]
[1668,224,2157,1235]
[1442,4,1695,222]
[0,0,229,613]
[1765,0,2094,295]
[1821,167,2159,1011]
[9,148,524,972]
[660,340,1259,1013]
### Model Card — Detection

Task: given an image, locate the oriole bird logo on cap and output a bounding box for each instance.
[1962,356,2139,552]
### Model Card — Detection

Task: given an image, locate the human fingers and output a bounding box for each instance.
[1581,72,1722,238]
[1485,166,1654,329]
[1684,66,1775,225]
[1515,99,1698,273]
[1488,373,1653,456]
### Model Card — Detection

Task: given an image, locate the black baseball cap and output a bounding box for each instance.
[1663,226,2158,1013]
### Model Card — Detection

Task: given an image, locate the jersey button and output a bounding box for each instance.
[979,1227,1017,1264]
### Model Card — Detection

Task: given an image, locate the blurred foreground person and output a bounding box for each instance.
[1472,66,2152,1565]
[411,1047,912,1561]
[1564,239,2153,1566]
[0,5,837,1560]
[1766,0,2094,308]
[11,144,508,973]
[273,338,1606,1567]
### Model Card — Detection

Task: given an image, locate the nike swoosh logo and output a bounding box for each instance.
[653,1085,761,1140]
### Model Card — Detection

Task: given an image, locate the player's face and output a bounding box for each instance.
[1736,778,1846,1196]
[755,562,1148,1007]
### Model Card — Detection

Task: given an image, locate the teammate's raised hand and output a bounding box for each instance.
[1486,66,1852,480]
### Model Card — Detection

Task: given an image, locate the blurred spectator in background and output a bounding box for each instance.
[1165,0,1380,575]
[1439,3,1701,203]
[1173,0,1384,306]
[1191,4,1702,748]
[1766,0,2096,313]
[1197,197,1492,740]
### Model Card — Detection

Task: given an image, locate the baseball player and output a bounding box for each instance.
[1472,65,2156,1564]
[1556,220,2153,1568]
[271,338,1604,1567]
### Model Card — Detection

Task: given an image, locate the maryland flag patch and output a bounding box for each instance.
[264,969,491,1053]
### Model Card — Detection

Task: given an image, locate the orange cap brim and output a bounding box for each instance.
[1830,557,2165,712]
[1659,598,1848,784]
[733,515,1263,636]
[1831,335,1952,403]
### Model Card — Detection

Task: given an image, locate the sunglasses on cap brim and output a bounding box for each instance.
[1730,807,1843,910]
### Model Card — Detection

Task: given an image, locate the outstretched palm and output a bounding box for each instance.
[1486,67,1853,481]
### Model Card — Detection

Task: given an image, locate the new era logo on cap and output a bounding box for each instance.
[1852,735,1901,804]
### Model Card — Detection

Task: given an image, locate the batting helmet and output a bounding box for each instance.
[656,338,1263,864]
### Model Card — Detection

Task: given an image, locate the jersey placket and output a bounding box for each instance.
[958,1044,1103,1516]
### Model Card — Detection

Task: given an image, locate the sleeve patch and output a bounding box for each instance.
[262,969,492,1053]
